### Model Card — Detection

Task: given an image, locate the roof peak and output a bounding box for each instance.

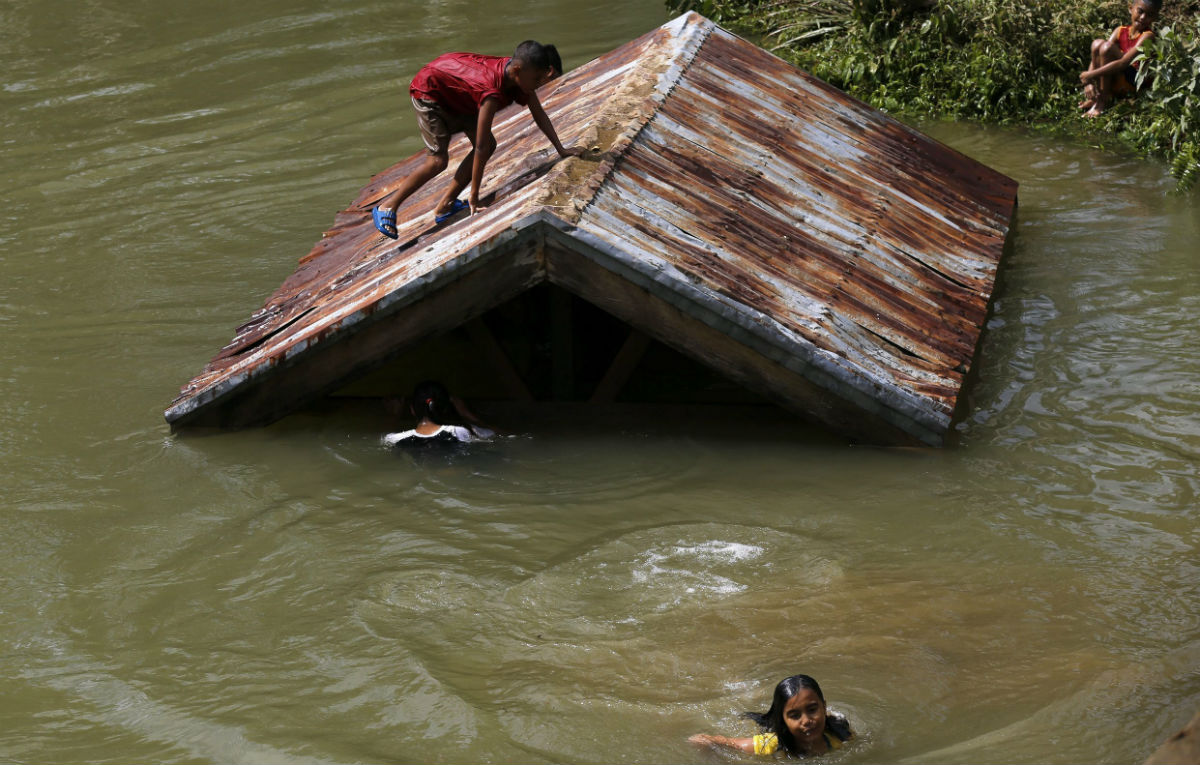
[523,12,714,226]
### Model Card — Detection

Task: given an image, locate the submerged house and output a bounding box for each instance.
[165,12,1018,446]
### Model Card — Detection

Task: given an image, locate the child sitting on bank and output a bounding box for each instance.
[372,41,582,238]
[382,380,495,446]
[1079,0,1161,117]
[689,674,853,757]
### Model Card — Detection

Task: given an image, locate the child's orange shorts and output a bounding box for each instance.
[1113,66,1138,96]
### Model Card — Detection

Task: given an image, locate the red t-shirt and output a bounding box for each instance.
[409,53,528,116]
[1117,25,1149,67]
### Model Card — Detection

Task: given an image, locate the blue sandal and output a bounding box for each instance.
[435,198,469,225]
[372,206,398,239]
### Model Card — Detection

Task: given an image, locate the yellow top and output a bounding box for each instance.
[753,732,779,755]
[752,731,845,755]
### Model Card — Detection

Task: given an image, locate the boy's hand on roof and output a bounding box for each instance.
[557,145,585,159]
[469,195,487,215]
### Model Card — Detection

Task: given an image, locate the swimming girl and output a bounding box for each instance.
[689,674,853,757]
[382,380,495,446]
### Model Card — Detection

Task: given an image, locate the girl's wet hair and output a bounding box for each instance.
[744,674,852,755]
[513,40,563,76]
[411,380,452,424]
[410,379,483,435]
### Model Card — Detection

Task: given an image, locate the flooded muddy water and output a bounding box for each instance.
[1,1,1197,762]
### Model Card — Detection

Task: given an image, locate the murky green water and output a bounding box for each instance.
[2,1,1198,763]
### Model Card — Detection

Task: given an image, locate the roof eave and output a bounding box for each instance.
[164,215,549,429]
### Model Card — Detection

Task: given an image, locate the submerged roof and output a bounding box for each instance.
[165,12,1018,445]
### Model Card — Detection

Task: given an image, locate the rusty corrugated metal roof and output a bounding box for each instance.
[165,12,1017,445]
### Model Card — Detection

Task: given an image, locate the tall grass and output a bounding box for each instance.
[669,0,1200,190]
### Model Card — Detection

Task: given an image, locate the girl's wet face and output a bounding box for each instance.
[783,688,828,750]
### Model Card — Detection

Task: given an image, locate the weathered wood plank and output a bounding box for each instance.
[465,317,535,402]
[590,329,652,404]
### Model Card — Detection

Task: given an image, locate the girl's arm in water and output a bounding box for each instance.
[450,395,484,426]
[688,734,755,754]
[451,395,503,435]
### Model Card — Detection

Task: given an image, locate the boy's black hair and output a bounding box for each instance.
[512,40,563,76]
[1137,0,1162,10]
[744,675,852,756]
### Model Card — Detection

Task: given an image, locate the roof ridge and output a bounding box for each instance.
[530,12,714,226]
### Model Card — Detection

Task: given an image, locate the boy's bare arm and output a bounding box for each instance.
[527,92,582,158]
[470,99,501,213]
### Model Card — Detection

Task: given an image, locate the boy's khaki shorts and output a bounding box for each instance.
[411,96,475,155]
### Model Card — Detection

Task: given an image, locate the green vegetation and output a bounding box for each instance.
[668,0,1200,190]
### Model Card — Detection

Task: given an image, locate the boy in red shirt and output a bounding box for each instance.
[1079,0,1161,117]
[372,41,581,238]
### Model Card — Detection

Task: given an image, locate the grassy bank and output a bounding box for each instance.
[670,0,1200,190]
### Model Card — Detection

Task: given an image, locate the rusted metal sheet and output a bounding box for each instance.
[164,18,690,427]
[165,12,1017,444]
[571,22,1017,441]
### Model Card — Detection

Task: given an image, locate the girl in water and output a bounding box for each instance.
[689,674,853,756]
[382,380,494,446]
